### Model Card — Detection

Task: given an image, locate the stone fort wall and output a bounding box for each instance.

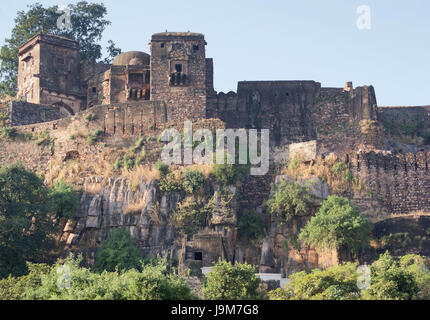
[346,151,430,215]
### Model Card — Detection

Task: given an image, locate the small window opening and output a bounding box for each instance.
[175,64,183,73]
[92,87,97,93]
[160,43,165,48]
[194,252,202,261]
[193,45,199,52]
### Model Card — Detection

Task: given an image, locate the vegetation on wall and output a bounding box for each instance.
[298,196,372,255]
[266,180,316,223]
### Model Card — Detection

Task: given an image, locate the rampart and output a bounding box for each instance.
[346,151,430,215]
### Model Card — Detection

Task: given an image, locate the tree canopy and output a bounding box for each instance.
[202,260,261,300]
[298,195,372,255]
[0,163,56,278]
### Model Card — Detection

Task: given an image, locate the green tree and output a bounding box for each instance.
[0,254,194,300]
[364,251,419,300]
[93,229,143,273]
[399,254,430,299]
[238,209,265,242]
[266,180,316,223]
[298,195,372,255]
[48,180,79,221]
[202,260,261,300]
[268,263,360,300]
[0,2,116,96]
[0,163,55,278]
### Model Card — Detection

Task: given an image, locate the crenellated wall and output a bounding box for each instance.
[346,151,430,215]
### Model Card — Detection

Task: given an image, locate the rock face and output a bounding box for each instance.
[69,177,182,261]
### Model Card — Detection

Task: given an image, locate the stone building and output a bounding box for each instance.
[17,33,83,115]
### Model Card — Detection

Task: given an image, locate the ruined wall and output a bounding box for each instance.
[9,101,66,126]
[150,33,208,121]
[209,82,378,149]
[347,151,430,217]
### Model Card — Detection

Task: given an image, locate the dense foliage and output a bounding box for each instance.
[93,229,143,273]
[268,263,360,300]
[363,251,420,300]
[0,1,120,96]
[48,180,79,221]
[202,260,261,300]
[182,169,205,193]
[237,209,265,242]
[269,252,430,300]
[0,163,56,278]
[298,195,372,254]
[0,255,194,300]
[213,163,248,186]
[266,180,316,223]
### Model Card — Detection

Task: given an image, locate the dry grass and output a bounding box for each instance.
[121,164,161,191]
[83,182,103,195]
[282,153,367,195]
[124,198,144,215]
[148,202,163,226]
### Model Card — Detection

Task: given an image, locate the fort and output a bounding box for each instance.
[3,30,430,275]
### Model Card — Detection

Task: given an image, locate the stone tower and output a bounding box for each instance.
[150,32,211,121]
[17,33,83,114]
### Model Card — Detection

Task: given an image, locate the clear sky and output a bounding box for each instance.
[1,0,429,106]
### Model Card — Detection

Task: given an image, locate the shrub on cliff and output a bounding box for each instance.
[172,196,212,236]
[182,169,205,193]
[238,209,265,242]
[48,180,79,221]
[0,163,56,278]
[298,195,372,256]
[266,180,316,223]
[213,163,248,186]
[202,260,261,300]
[93,229,143,273]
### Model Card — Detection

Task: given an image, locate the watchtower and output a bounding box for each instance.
[150,32,210,120]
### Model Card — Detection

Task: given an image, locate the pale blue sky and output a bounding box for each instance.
[1,0,429,106]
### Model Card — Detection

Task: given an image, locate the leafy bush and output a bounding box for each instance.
[298,196,372,254]
[266,180,316,223]
[0,254,194,300]
[154,161,169,176]
[182,169,204,193]
[173,196,212,236]
[159,171,183,192]
[202,260,261,300]
[0,126,17,140]
[268,263,360,300]
[213,163,248,186]
[48,180,79,221]
[93,229,143,273]
[363,251,419,300]
[87,129,102,146]
[85,113,96,121]
[238,210,265,242]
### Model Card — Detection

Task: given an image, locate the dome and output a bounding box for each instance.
[112,51,150,66]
